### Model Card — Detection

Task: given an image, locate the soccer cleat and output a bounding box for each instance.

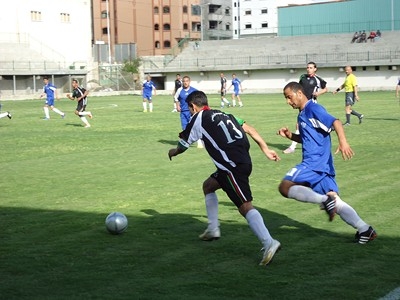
[283,147,295,154]
[143,110,147,113]
[171,109,177,113]
[343,122,351,126]
[259,239,281,266]
[355,226,377,244]
[7,112,12,119]
[84,124,91,128]
[61,113,66,119]
[199,228,220,241]
[43,117,49,120]
[359,114,364,124]
[322,194,337,221]
[88,112,93,119]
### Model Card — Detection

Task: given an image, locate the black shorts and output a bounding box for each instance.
[76,101,86,112]
[345,92,355,106]
[221,88,226,97]
[210,164,253,208]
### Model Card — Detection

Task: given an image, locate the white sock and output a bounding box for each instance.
[80,116,89,126]
[246,209,273,248]
[335,195,369,232]
[223,98,230,104]
[239,101,243,107]
[288,185,327,204]
[0,112,8,119]
[220,101,224,107]
[232,100,236,106]
[289,130,300,149]
[52,107,64,116]
[44,107,50,118]
[142,102,147,111]
[173,102,177,109]
[205,193,219,230]
[149,103,153,112]
[79,111,90,116]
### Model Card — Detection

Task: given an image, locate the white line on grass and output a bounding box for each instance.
[379,287,400,300]
[92,104,118,110]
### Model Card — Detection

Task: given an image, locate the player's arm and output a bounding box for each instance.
[332,119,354,160]
[168,139,189,160]
[174,90,181,111]
[242,123,280,161]
[333,83,344,94]
[277,127,302,143]
[353,83,359,101]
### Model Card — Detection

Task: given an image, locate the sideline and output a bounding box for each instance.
[379,287,400,300]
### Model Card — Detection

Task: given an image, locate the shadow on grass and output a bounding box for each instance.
[158,139,179,146]
[0,206,397,300]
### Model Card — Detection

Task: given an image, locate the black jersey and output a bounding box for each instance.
[72,86,87,103]
[178,108,251,172]
[299,74,327,100]
[221,76,227,88]
[174,79,182,92]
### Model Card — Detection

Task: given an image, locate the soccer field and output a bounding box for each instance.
[0,91,399,299]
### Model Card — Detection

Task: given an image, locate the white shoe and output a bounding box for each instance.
[171,109,177,112]
[199,228,220,241]
[84,124,91,128]
[283,147,295,154]
[259,239,281,266]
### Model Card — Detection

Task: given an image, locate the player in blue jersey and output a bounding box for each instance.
[40,76,65,120]
[66,79,93,128]
[277,82,376,244]
[142,75,156,112]
[168,91,281,266]
[174,75,198,130]
[227,73,243,107]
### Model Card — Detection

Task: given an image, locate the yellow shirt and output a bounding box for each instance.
[344,73,357,92]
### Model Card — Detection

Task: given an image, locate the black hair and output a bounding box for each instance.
[283,81,306,94]
[186,91,208,108]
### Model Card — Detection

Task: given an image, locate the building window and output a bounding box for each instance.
[261,8,268,14]
[154,24,159,30]
[102,27,108,35]
[192,5,200,16]
[101,10,108,18]
[245,10,251,15]
[154,6,159,14]
[60,13,70,23]
[163,6,170,14]
[164,41,171,48]
[31,11,42,22]
[225,8,230,15]
[226,24,230,30]
[245,23,252,29]
[163,23,170,31]
[155,41,160,49]
[261,22,268,28]
[183,23,188,30]
[183,5,188,13]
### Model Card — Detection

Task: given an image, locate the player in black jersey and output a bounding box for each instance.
[168,91,281,266]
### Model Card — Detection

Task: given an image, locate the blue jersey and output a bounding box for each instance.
[43,82,57,101]
[174,86,197,112]
[232,78,241,92]
[298,100,337,175]
[142,80,156,98]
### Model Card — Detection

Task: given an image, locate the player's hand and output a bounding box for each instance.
[276,127,291,139]
[266,150,281,162]
[334,144,354,160]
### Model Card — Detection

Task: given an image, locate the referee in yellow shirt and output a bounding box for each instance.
[333,66,364,125]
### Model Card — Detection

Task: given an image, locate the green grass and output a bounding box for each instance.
[0,92,399,300]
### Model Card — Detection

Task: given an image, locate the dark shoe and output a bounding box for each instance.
[359,114,364,124]
[355,226,377,244]
[7,112,12,119]
[323,194,336,221]
[343,122,351,126]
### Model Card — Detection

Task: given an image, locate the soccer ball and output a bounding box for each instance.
[105,212,128,235]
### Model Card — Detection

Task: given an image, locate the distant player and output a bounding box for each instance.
[396,77,400,100]
[142,74,156,112]
[219,72,230,108]
[283,62,327,154]
[66,79,93,128]
[227,73,243,107]
[40,76,65,120]
[172,74,182,112]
